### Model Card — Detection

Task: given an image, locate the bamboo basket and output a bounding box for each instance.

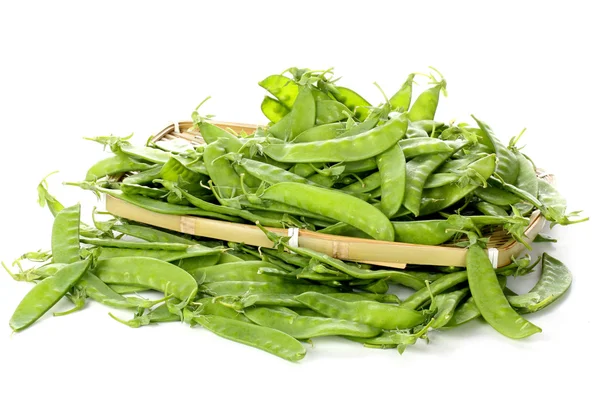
[105,121,549,269]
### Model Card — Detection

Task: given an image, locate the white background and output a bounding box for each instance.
[1,1,598,399]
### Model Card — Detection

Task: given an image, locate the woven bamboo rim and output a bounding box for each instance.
[105,121,549,269]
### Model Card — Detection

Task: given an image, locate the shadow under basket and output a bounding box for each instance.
[105,121,549,269]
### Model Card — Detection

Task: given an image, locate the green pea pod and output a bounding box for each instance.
[192,315,306,362]
[234,157,314,186]
[86,153,152,181]
[295,292,426,330]
[474,186,521,207]
[52,204,81,264]
[204,140,242,198]
[110,223,199,245]
[389,73,415,111]
[376,143,406,217]
[80,237,192,251]
[196,261,289,283]
[392,220,456,245]
[122,165,163,185]
[261,96,289,123]
[94,257,197,301]
[466,246,541,339]
[445,296,480,327]
[328,86,371,121]
[194,298,251,323]
[97,246,222,262]
[287,85,316,141]
[258,74,299,108]
[341,172,381,194]
[160,156,203,184]
[424,172,461,189]
[200,281,339,296]
[118,143,171,164]
[472,115,520,184]
[407,80,446,121]
[430,288,469,329]
[9,259,91,331]
[507,253,572,313]
[419,154,496,216]
[402,271,468,310]
[292,122,345,143]
[315,100,352,125]
[261,182,394,241]
[398,137,453,158]
[121,183,168,199]
[515,152,538,198]
[475,201,509,217]
[263,115,408,163]
[244,306,381,339]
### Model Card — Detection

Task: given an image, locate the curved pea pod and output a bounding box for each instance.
[515,152,538,197]
[430,288,469,329]
[234,157,313,186]
[424,172,461,189]
[472,115,520,184]
[474,186,520,207]
[94,257,198,301]
[327,86,371,121]
[261,182,394,241]
[389,73,415,111]
[204,140,242,198]
[402,271,468,310]
[109,222,199,245]
[264,115,408,163]
[177,254,222,270]
[259,74,299,108]
[398,137,453,158]
[403,147,458,216]
[466,246,541,339]
[295,292,426,330]
[337,117,379,138]
[376,143,406,217]
[316,100,352,125]
[122,165,163,185]
[121,183,168,199]
[292,122,345,143]
[261,96,289,123]
[341,172,381,194]
[192,315,306,362]
[117,143,171,164]
[475,201,509,217]
[286,85,316,141]
[392,220,456,245]
[52,204,81,264]
[200,281,339,296]
[445,296,480,327]
[110,302,181,328]
[9,259,91,331]
[97,246,224,262]
[407,79,446,121]
[245,307,381,339]
[195,298,251,323]
[160,156,203,184]
[86,153,152,181]
[507,253,572,314]
[81,237,193,251]
[419,154,496,216]
[342,158,377,174]
[193,261,289,284]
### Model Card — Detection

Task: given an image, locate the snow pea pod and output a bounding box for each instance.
[474,186,521,207]
[111,302,181,327]
[232,156,314,186]
[315,100,352,124]
[292,122,345,143]
[200,281,339,296]
[121,183,168,199]
[376,142,406,217]
[407,79,446,121]
[466,246,541,339]
[259,74,299,108]
[328,86,371,121]
[295,292,426,330]
[86,153,152,181]
[261,96,289,123]
[402,271,468,310]
[287,85,316,141]
[445,296,480,327]
[507,253,572,313]
[244,307,381,339]
[109,223,199,245]
[94,257,198,301]
[81,237,192,251]
[194,298,251,322]
[419,154,496,216]
[177,254,222,270]
[472,115,519,184]
[52,204,81,264]
[96,246,223,262]
[194,261,289,283]
[261,182,394,241]
[475,201,509,217]
[118,143,171,164]
[342,158,377,174]
[204,140,242,198]
[424,172,460,189]
[398,137,453,158]
[515,152,538,198]
[389,73,415,111]
[122,165,163,185]
[392,220,456,245]
[341,172,381,194]
[9,258,90,331]
[430,287,469,329]
[192,315,306,362]
[263,116,408,163]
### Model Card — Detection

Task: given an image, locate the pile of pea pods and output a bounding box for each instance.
[3,68,587,361]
